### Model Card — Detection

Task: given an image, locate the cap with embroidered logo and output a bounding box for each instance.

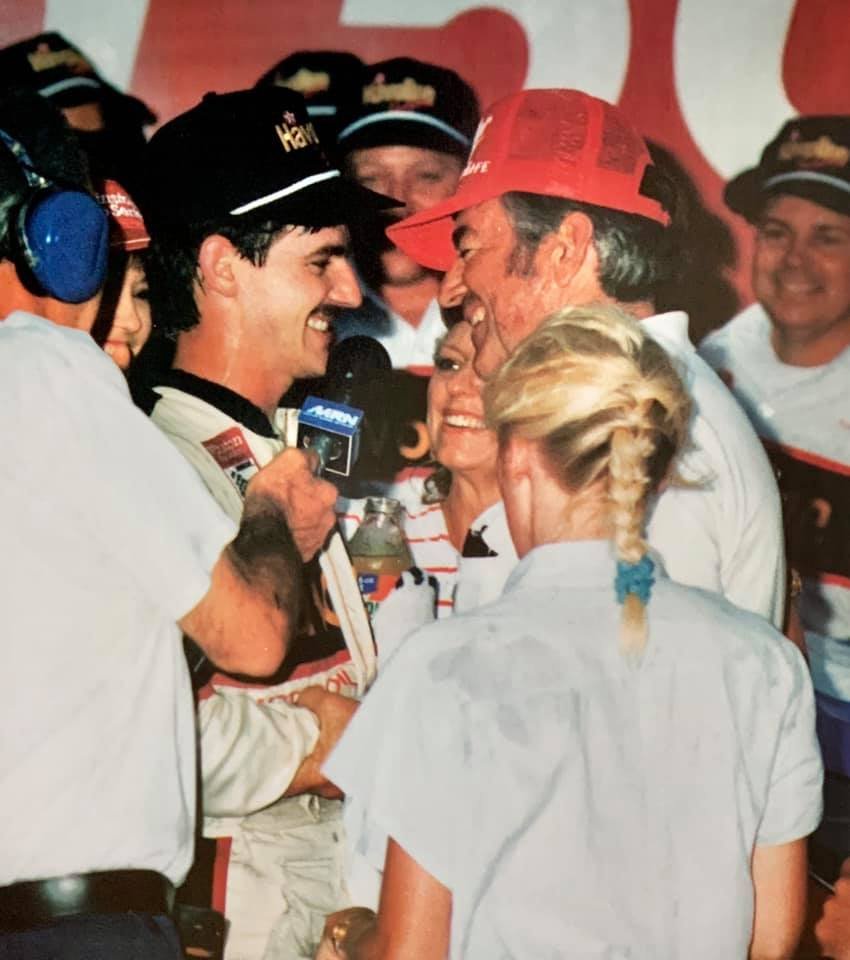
[140,87,396,233]
[255,50,364,146]
[0,32,155,125]
[336,57,479,159]
[725,116,850,221]
[387,88,670,271]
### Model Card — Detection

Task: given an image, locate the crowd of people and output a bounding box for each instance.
[0,26,848,960]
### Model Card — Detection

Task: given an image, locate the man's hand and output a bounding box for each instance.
[248,448,337,561]
[315,907,377,960]
[285,686,359,799]
[816,858,850,959]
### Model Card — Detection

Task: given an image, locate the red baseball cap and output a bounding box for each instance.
[95,179,150,251]
[387,88,670,271]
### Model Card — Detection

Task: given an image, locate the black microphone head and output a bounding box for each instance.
[326,335,392,389]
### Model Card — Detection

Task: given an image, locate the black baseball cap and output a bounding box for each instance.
[255,50,364,145]
[0,32,155,124]
[336,57,479,158]
[726,115,850,221]
[140,87,397,233]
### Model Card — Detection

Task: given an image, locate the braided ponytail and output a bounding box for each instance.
[485,305,691,656]
[609,423,655,653]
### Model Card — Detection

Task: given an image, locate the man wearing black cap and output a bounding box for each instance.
[700,118,850,923]
[701,118,850,699]
[0,88,335,960]
[333,57,479,371]
[0,32,156,193]
[140,86,391,960]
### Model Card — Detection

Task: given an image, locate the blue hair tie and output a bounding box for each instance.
[615,555,655,605]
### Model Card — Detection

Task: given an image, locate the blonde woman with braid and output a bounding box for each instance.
[316,306,822,960]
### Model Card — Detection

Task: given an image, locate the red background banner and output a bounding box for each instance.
[2,0,850,332]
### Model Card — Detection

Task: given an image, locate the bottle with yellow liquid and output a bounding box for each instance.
[347,497,413,618]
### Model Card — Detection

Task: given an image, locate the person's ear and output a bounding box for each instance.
[197,234,239,298]
[540,210,596,289]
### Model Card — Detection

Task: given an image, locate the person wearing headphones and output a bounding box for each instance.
[0,88,336,960]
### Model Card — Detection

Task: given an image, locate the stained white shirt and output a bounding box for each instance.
[327,539,822,959]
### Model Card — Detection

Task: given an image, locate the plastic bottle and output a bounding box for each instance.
[347,497,414,617]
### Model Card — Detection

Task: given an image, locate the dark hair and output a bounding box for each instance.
[500,176,679,304]
[0,87,90,262]
[145,219,301,337]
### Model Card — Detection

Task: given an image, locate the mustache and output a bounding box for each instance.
[311,305,345,322]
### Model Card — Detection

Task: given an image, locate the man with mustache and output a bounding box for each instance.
[140,87,392,959]
[700,117,850,923]
[387,88,786,629]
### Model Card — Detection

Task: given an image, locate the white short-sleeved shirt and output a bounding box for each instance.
[643,312,785,626]
[700,302,850,699]
[0,311,235,887]
[327,539,822,959]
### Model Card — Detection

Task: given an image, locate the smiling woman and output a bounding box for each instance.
[337,319,515,630]
[89,179,152,374]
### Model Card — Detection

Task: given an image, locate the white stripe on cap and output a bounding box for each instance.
[765,170,850,196]
[40,77,102,98]
[230,169,341,216]
[308,105,337,116]
[337,110,471,147]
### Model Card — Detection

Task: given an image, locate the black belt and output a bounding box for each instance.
[0,869,175,933]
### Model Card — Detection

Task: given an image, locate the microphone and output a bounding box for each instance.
[298,336,392,476]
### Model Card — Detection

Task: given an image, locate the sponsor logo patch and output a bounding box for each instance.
[274,113,320,152]
[28,43,93,76]
[362,74,436,110]
[779,132,850,169]
[275,67,331,98]
[202,427,259,498]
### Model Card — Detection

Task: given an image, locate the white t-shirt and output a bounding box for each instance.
[0,311,234,887]
[643,312,785,625]
[335,290,447,372]
[700,302,850,698]
[327,539,822,959]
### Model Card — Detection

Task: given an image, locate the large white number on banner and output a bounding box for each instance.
[45,0,148,90]
[341,0,631,103]
[675,0,796,178]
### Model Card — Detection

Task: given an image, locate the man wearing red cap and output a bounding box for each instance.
[388,88,785,629]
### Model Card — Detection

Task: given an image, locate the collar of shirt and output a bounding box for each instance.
[641,311,692,355]
[158,368,277,438]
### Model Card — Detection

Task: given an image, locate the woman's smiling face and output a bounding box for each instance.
[427,320,498,477]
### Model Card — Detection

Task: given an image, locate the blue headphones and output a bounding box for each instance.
[0,127,108,303]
